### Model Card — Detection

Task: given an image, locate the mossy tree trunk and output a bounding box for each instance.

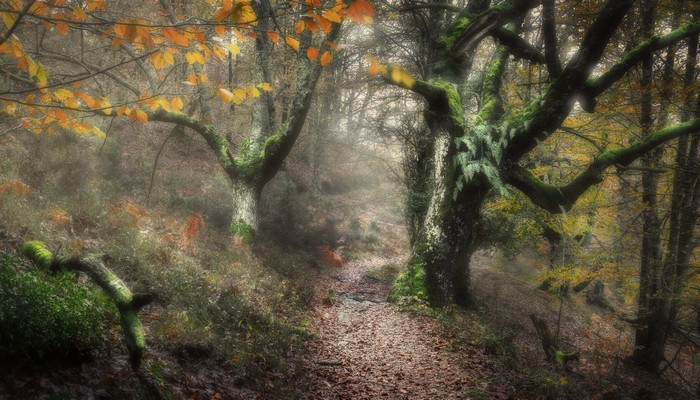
[386,0,700,307]
[146,0,341,241]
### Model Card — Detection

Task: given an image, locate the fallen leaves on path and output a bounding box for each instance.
[304,257,513,399]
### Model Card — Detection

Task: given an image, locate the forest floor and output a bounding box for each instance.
[301,255,515,399]
[1,248,697,399]
[297,251,697,400]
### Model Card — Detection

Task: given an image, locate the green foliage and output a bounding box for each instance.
[481,192,546,257]
[230,220,256,243]
[389,261,428,302]
[0,254,116,361]
[453,124,509,200]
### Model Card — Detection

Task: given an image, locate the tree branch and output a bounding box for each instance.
[149,109,235,174]
[0,50,157,95]
[541,0,561,77]
[490,27,544,64]
[581,19,700,109]
[23,241,153,370]
[435,0,538,81]
[258,20,342,185]
[505,118,700,213]
[397,3,462,14]
[502,0,636,162]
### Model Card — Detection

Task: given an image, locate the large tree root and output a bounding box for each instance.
[23,241,152,370]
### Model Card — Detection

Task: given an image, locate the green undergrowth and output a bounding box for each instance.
[388,261,428,302]
[0,169,317,395]
[0,253,117,362]
[230,220,256,243]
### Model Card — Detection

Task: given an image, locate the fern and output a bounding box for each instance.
[452,124,508,200]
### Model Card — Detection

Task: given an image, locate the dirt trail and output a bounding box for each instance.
[303,257,509,399]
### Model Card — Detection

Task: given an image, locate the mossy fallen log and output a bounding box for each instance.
[23,241,152,370]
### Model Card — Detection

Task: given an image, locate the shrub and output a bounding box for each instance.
[0,254,116,362]
[389,261,428,302]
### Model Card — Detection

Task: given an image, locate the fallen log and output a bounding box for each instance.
[23,241,152,370]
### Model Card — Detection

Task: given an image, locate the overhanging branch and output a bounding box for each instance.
[505,118,700,213]
[582,20,700,109]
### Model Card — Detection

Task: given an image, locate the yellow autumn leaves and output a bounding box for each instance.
[217,83,274,105]
[366,55,416,89]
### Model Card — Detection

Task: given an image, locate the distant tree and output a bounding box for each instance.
[631,0,700,371]
[367,0,700,309]
[0,0,375,241]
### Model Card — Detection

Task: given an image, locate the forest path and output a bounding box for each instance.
[303,257,507,399]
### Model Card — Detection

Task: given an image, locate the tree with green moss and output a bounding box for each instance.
[370,0,700,310]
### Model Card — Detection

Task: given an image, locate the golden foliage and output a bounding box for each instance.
[125,202,149,226]
[0,179,33,196]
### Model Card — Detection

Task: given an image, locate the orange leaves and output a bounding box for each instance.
[218,88,236,103]
[184,213,206,245]
[171,96,184,112]
[125,202,149,226]
[257,82,273,92]
[53,88,73,101]
[162,26,189,47]
[111,20,154,49]
[295,20,305,35]
[322,9,342,23]
[320,246,343,268]
[365,55,415,88]
[134,109,148,123]
[151,51,175,69]
[366,55,387,76]
[307,46,319,61]
[49,207,72,228]
[185,51,205,65]
[347,0,375,23]
[1,11,16,29]
[71,5,88,22]
[214,0,257,25]
[390,67,415,88]
[218,83,272,105]
[0,179,33,197]
[266,30,279,43]
[320,51,332,66]
[55,20,70,35]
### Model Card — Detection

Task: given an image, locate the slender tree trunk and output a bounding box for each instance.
[633,0,670,370]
